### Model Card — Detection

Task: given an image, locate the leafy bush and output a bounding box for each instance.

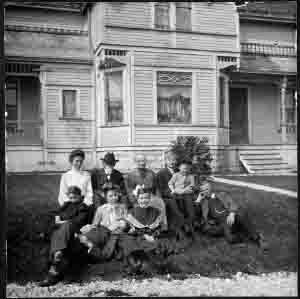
[168,136,213,176]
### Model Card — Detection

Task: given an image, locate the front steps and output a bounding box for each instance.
[239,146,295,174]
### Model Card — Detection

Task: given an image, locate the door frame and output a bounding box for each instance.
[229,84,251,145]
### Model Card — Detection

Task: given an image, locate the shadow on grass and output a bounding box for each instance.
[7,175,298,284]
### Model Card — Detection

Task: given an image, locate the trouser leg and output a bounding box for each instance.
[163,198,185,231]
[50,222,77,257]
[182,195,196,225]
[235,210,260,242]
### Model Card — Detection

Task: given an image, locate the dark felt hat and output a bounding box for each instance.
[101,152,119,165]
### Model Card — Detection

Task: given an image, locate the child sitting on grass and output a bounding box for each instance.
[119,187,164,273]
[168,160,197,235]
[39,186,89,287]
[77,184,128,259]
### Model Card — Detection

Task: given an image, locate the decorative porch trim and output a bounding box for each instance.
[5,24,88,35]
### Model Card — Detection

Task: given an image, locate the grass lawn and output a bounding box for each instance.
[7,174,298,285]
[216,175,298,192]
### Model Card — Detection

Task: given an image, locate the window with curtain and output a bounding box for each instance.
[157,71,192,123]
[219,77,226,127]
[154,2,170,30]
[285,89,296,124]
[62,90,77,118]
[104,70,123,123]
[176,2,192,31]
[5,79,18,121]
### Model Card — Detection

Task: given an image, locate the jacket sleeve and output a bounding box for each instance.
[125,173,136,203]
[58,173,69,206]
[71,205,89,227]
[118,172,127,195]
[92,206,103,226]
[90,169,98,191]
[83,174,93,206]
[168,174,176,192]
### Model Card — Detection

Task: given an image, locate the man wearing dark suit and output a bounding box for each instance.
[90,153,127,217]
[156,151,185,237]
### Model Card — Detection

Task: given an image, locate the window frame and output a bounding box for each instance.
[154,70,193,125]
[153,2,171,30]
[175,2,192,32]
[59,88,80,119]
[100,67,127,126]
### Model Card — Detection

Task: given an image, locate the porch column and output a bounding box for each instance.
[39,71,48,164]
[280,76,287,144]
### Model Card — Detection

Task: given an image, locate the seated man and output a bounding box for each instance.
[156,151,185,237]
[197,184,268,249]
[126,153,168,231]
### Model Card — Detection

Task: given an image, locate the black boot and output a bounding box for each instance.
[39,265,62,287]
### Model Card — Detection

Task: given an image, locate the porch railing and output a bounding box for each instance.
[241,42,296,57]
[286,123,297,134]
[6,120,43,145]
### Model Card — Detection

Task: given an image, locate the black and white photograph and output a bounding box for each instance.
[3,0,297,297]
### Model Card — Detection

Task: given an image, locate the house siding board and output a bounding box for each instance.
[105,2,152,28]
[5,31,90,60]
[45,70,93,147]
[134,51,213,68]
[240,22,295,44]
[192,2,236,34]
[135,127,217,145]
[99,127,130,147]
[134,69,154,124]
[194,71,216,124]
[5,6,86,30]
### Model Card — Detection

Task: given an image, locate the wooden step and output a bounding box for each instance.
[240,154,281,160]
[254,169,295,174]
[246,160,287,165]
[249,164,291,171]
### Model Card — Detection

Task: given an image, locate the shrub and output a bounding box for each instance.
[168,136,213,177]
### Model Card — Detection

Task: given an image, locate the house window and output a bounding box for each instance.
[104,70,123,123]
[62,90,78,118]
[219,77,226,127]
[285,89,296,124]
[5,79,18,121]
[157,71,192,123]
[154,2,170,30]
[176,2,192,31]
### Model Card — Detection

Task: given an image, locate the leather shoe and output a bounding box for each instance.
[38,274,61,287]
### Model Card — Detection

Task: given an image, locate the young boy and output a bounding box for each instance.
[77,184,128,259]
[197,185,268,249]
[39,186,89,286]
[168,160,197,234]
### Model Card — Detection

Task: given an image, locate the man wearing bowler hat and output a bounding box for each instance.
[90,152,127,213]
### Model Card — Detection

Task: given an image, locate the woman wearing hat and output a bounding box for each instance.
[58,149,93,207]
[90,152,127,210]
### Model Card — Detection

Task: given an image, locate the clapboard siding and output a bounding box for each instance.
[105,2,152,28]
[99,127,130,147]
[5,7,87,30]
[5,31,90,59]
[192,2,237,34]
[135,126,217,145]
[91,2,105,50]
[104,27,172,48]
[240,22,295,45]
[175,33,237,53]
[46,71,92,86]
[134,51,213,68]
[194,71,217,124]
[103,2,236,35]
[134,69,154,124]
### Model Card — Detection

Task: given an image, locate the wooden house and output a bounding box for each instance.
[4,1,297,173]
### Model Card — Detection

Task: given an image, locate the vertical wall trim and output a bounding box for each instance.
[17,78,21,129]
[152,70,157,124]
[92,59,97,166]
[192,72,197,124]
[247,86,252,144]
[39,71,48,164]
[130,52,135,144]
[234,3,241,69]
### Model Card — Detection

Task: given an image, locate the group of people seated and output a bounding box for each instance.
[39,149,268,286]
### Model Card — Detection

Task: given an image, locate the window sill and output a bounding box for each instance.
[59,117,84,121]
[100,123,129,128]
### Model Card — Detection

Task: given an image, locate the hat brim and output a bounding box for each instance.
[101,158,119,162]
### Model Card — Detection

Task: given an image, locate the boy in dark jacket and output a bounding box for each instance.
[39,186,89,286]
[197,185,268,249]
